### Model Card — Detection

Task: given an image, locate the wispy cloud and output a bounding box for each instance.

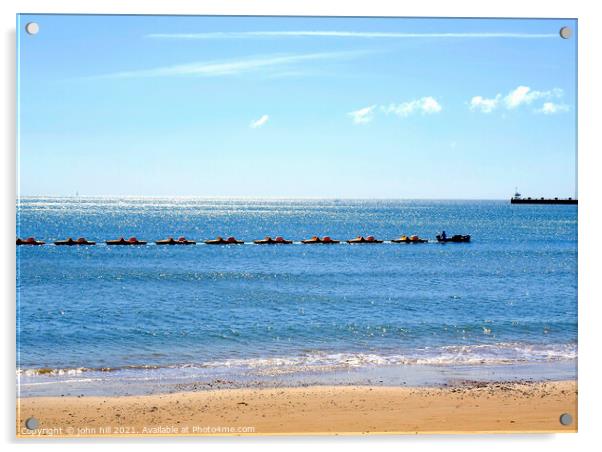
[250,114,269,128]
[348,105,376,125]
[94,50,367,79]
[349,97,442,125]
[381,97,442,117]
[470,86,567,114]
[147,31,557,40]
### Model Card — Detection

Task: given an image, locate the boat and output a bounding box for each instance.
[391,235,428,243]
[511,196,577,205]
[155,236,196,245]
[54,237,96,246]
[254,236,293,244]
[16,237,45,246]
[436,234,471,243]
[347,235,383,244]
[204,236,244,245]
[106,237,147,245]
[510,189,577,204]
[301,236,340,244]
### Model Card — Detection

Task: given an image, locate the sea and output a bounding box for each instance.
[16,198,577,397]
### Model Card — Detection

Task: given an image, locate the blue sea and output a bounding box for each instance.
[16,198,577,396]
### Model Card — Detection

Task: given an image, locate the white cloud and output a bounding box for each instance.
[349,97,442,124]
[348,105,376,125]
[95,51,366,79]
[250,115,269,128]
[147,31,556,40]
[381,97,442,117]
[420,97,443,114]
[504,86,563,109]
[469,94,501,113]
[470,86,566,114]
[536,102,570,115]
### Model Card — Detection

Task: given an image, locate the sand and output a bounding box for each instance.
[16,380,577,436]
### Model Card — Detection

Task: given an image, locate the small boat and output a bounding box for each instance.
[391,235,428,243]
[54,237,96,246]
[347,235,383,244]
[16,237,45,246]
[106,236,147,245]
[204,236,244,245]
[155,236,196,245]
[254,236,293,244]
[436,234,471,243]
[301,236,340,244]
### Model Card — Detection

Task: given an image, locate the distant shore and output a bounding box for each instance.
[17,380,577,436]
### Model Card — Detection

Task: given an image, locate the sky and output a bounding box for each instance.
[17,15,577,199]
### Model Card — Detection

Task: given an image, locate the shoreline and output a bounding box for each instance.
[17,359,577,398]
[17,380,577,436]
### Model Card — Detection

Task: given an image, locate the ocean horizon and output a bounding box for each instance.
[18,195,564,201]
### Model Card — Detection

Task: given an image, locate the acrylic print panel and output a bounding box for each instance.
[16,14,577,437]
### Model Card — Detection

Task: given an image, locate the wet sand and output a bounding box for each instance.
[17,380,577,436]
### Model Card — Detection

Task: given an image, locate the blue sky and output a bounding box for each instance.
[17,15,577,198]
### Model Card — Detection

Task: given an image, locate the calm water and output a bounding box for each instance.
[16,198,577,395]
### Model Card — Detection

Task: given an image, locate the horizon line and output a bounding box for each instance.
[16,195,555,201]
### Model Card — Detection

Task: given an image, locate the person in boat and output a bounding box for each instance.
[436,232,470,243]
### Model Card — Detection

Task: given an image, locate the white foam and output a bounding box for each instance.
[192,342,577,372]
[17,342,577,380]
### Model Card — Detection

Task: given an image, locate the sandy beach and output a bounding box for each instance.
[17,380,577,436]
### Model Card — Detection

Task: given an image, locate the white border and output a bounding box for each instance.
[2,1,600,450]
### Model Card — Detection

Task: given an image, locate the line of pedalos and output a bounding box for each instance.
[16,232,471,246]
